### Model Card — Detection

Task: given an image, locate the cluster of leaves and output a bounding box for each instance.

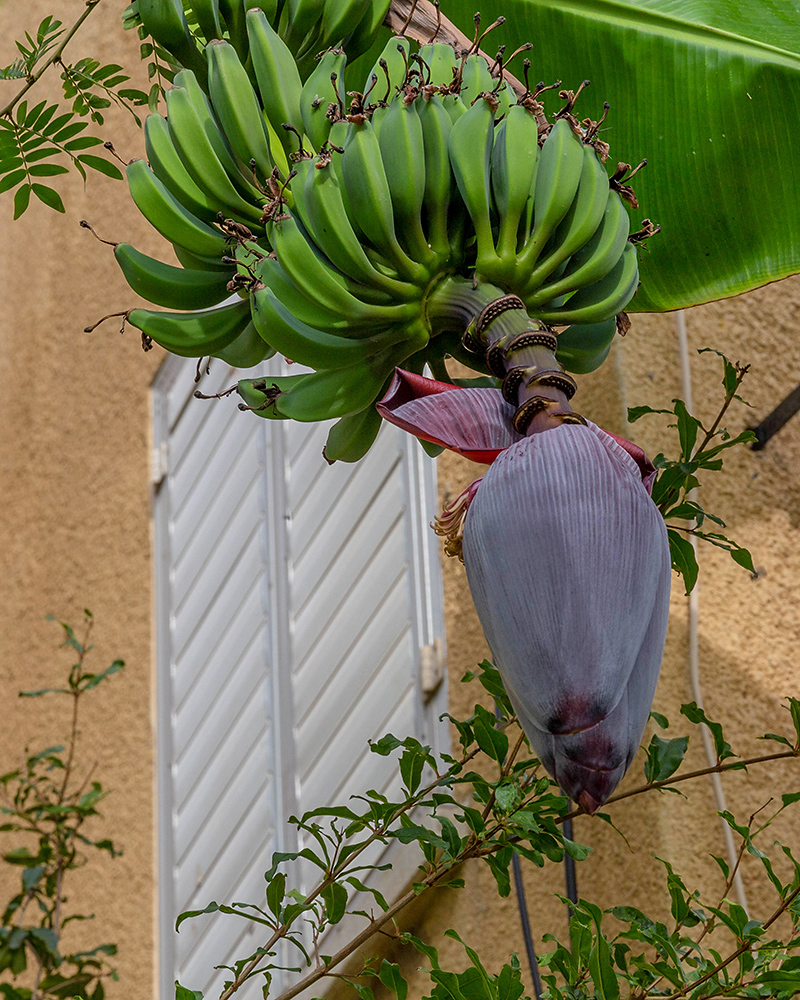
[0,13,148,218]
[172,667,800,1000]
[629,349,757,593]
[0,613,123,1000]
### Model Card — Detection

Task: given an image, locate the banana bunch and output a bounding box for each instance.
[134,0,391,84]
[117,12,654,461]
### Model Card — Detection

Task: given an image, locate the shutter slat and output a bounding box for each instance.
[174,575,265,707]
[172,421,260,559]
[292,517,405,665]
[294,572,407,723]
[176,704,268,857]
[172,522,262,653]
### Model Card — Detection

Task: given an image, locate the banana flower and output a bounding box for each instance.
[378,370,671,813]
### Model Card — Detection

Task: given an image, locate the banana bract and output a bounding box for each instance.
[378,371,671,812]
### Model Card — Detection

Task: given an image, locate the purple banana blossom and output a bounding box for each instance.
[378,371,671,814]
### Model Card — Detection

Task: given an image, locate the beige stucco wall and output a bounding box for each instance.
[0,3,798,999]
[0,2,161,997]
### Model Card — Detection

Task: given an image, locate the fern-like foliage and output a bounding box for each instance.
[60,57,150,125]
[0,16,64,80]
[0,99,122,218]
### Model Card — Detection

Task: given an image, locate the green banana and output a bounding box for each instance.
[252,252,354,332]
[344,0,392,63]
[250,283,409,368]
[319,0,372,56]
[268,214,417,325]
[274,357,388,420]
[555,319,617,374]
[114,242,231,309]
[189,0,223,42]
[515,118,586,276]
[282,0,326,55]
[173,244,232,272]
[534,241,639,325]
[128,297,252,357]
[340,119,424,282]
[217,0,255,60]
[323,406,383,463]
[525,142,610,289]
[417,42,458,89]
[165,83,265,226]
[489,104,539,265]
[144,113,220,223]
[138,0,207,80]
[299,48,346,151]
[525,189,630,304]
[378,94,434,268]
[417,93,453,262]
[206,37,287,184]
[458,53,494,103]
[246,9,304,162]
[214,318,276,367]
[172,68,265,202]
[364,36,410,104]
[448,94,499,276]
[237,375,304,417]
[302,155,418,297]
[127,159,228,261]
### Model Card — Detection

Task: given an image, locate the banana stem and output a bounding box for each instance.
[426,276,581,434]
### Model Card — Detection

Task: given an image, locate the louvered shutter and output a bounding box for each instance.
[153,356,447,999]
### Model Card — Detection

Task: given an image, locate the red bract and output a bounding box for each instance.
[378,370,671,813]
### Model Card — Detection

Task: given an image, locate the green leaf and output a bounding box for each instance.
[320,881,348,925]
[379,960,408,1000]
[472,705,508,764]
[399,746,425,795]
[681,702,736,761]
[667,529,698,594]
[0,170,26,195]
[13,183,30,219]
[175,901,219,931]
[31,184,65,213]
[439,0,800,311]
[77,153,123,179]
[266,872,285,917]
[644,734,689,783]
[175,983,204,1000]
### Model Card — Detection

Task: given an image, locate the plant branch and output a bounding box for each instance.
[558,749,798,823]
[663,883,800,999]
[218,742,485,999]
[0,0,104,119]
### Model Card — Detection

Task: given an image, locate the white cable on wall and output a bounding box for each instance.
[675,309,749,912]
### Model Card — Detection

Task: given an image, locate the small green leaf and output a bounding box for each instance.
[266,872,285,917]
[175,983,204,1000]
[31,184,65,212]
[644,734,689,783]
[379,960,408,1000]
[667,529,698,594]
[320,881,347,925]
[681,702,735,761]
[77,153,123,179]
[12,183,30,219]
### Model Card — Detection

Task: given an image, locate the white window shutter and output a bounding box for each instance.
[154,357,448,998]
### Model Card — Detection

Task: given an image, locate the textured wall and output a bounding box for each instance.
[0,2,162,997]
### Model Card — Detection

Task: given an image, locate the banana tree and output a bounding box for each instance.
[105,0,798,810]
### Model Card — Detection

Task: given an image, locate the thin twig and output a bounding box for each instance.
[558,749,798,823]
[0,0,104,119]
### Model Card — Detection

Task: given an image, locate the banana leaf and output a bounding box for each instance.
[443,0,800,312]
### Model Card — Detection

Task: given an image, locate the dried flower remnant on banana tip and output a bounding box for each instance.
[378,370,671,814]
